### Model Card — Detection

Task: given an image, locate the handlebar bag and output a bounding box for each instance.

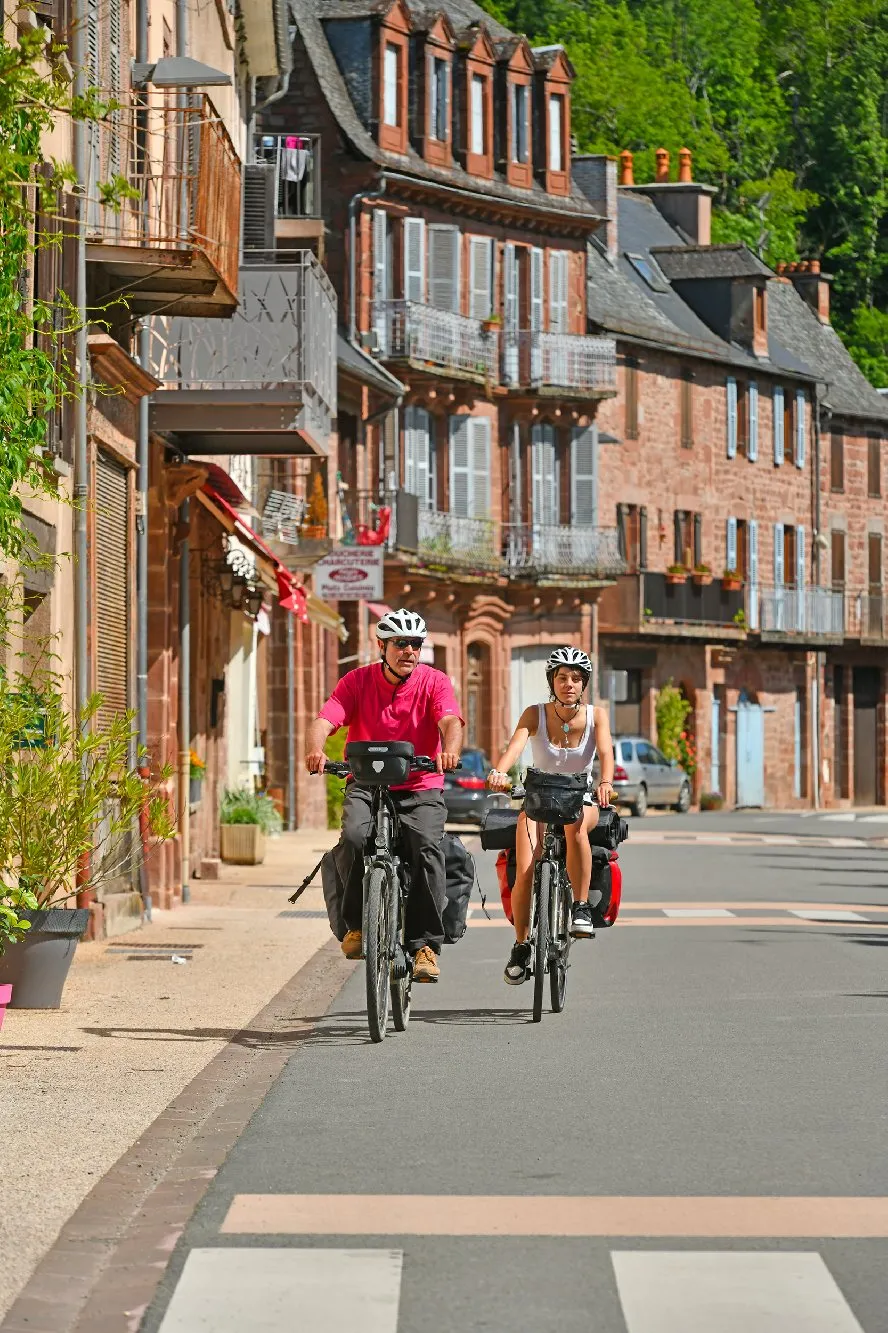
[345,739,414,786]
[523,768,587,825]
[479,806,520,851]
[441,833,475,943]
[588,806,630,850]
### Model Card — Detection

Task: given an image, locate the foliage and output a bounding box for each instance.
[834,303,888,388]
[189,748,206,779]
[655,679,693,769]
[325,727,347,830]
[0,882,40,956]
[484,0,888,378]
[219,787,283,835]
[0,675,174,910]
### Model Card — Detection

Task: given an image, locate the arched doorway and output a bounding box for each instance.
[736,690,765,807]
[466,642,489,754]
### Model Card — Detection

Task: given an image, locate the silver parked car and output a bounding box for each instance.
[609,736,692,817]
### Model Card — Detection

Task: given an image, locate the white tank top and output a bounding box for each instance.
[529,703,598,776]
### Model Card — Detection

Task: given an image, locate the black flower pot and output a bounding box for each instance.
[0,908,90,1008]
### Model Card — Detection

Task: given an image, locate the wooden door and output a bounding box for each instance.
[853,667,879,806]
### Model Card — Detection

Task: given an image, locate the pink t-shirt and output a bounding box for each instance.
[319,663,463,791]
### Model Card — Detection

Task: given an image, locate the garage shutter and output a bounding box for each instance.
[95,453,130,733]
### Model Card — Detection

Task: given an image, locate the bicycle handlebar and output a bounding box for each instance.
[320,756,462,779]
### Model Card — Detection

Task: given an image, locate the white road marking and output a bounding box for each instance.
[157,1248,403,1332]
[818,813,860,822]
[662,909,736,918]
[791,910,867,922]
[612,1251,865,1333]
[856,814,888,823]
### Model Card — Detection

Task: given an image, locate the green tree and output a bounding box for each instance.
[836,304,888,388]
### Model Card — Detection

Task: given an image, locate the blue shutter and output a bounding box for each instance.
[748,519,759,629]
[726,377,737,458]
[726,517,738,573]
[795,389,806,468]
[774,522,785,586]
[773,385,784,465]
[748,381,759,461]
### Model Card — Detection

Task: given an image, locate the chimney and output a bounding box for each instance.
[619,149,634,186]
[678,147,692,182]
[619,146,714,246]
[573,154,618,264]
[655,148,670,182]
[788,258,832,324]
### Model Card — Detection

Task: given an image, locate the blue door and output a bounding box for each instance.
[710,693,721,794]
[736,693,765,807]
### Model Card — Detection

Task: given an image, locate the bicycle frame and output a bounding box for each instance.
[362,786,409,980]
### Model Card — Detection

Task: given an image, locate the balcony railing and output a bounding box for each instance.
[254,132,321,218]
[417,509,500,569]
[86,92,241,306]
[504,524,624,578]
[149,254,337,452]
[372,301,499,382]
[503,331,617,395]
[758,585,845,639]
[845,590,887,641]
[598,572,747,634]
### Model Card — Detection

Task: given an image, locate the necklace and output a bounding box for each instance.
[552,700,582,738]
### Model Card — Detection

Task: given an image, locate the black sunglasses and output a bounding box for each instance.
[392,637,424,650]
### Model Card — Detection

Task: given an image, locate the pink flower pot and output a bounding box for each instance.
[0,983,12,1031]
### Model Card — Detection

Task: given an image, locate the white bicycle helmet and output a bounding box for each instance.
[375,608,428,640]
[546,645,592,689]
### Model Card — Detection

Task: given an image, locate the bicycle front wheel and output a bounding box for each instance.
[532,862,551,1023]
[550,869,570,1014]
[364,866,390,1043]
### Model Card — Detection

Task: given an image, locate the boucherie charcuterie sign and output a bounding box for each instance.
[312,546,384,601]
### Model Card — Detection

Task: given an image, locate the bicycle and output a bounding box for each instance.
[325,740,453,1044]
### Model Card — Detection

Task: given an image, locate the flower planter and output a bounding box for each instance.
[0,908,90,1009]
[220,823,266,865]
[0,984,11,1031]
[692,572,713,587]
[665,572,688,586]
[481,319,501,334]
[722,577,743,593]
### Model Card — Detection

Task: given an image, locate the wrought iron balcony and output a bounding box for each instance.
[844,590,886,641]
[503,331,617,396]
[253,132,321,219]
[86,92,241,315]
[504,524,624,579]
[416,509,500,570]
[149,254,337,455]
[758,585,845,641]
[372,301,499,383]
[598,572,748,637]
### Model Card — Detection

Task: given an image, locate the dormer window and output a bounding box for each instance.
[532,45,574,196]
[429,56,449,140]
[377,1,411,154]
[459,25,495,179]
[470,74,486,155]
[548,93,564,171]
[500,36,534,189]
[384,44,400,125]
[511,83,528,163]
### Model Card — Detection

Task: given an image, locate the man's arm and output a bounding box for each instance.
[437,714,463,773]
[305,717,335,773]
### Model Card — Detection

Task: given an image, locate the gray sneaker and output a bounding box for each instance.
[570,901,595,939]
[504,940,532,985]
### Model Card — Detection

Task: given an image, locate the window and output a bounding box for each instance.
[736,381,748,457]
[673,509,698,568]
[625,253,669,292]
[794,389,806,468]
[868,435,882,497]
[449,415,490,518]
[617,503,647,568]
[531,424,558,526]
[831,530,846,590]
[625,358,639,439]
[429,56,449,141]
[754,287,766,335]
[548,94,564,171]
[470,74,485,156]
[773,385,784,464]
[548,250,568,333]
[830,431,844,492]
[619,741,635,762]
[511,82,529,163]
[680,369,693,449]
[468,235,493,320]
[404,406,435,510]
[869,532,883,589]
[774,523,798,588]
[726,376,738,457]
[383,43,400,126]
[428,224,460,313]
[747,380,759,461]
[570,425,597,527]
[403,216,425,303]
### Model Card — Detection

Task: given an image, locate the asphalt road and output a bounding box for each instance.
[142,814,888,1333]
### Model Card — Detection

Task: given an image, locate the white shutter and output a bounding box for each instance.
[429,225,460,312]
[471,74,484,155]
[469,236,493,320]
[415,408,431,509]
[549,93,563,170]
[403,217,425,303]
[404,406,417,495]
[548,251,568,332]
[774,522,785,586]
[571,425,597,526]
[726,517,738,573]
[449,416,470,517]
[503,242,519,384]
[384,44,398,125]
[773,385,784,465]
[726,377,738,457]
[470,417,491,518]
[530,247,544,332]
[796,525,806,589]
[795,389,806,468]
[531,424,557,526]
[373,208,389,351]
[748,380,759,461]
[748,518,759,628]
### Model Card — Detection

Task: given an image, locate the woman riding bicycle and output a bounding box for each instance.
[487,647,615,985]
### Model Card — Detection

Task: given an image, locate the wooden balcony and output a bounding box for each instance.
[503,331,617,397]
[86,93,241,316]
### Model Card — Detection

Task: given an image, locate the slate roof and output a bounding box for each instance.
[652,244,773,282]
[290,0,599,223]
[313,0,512,38]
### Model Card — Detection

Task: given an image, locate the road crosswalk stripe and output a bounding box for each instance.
[157,1248,403,1332]
[791,910,867,922]
[469,916,887,929]
[662,908,736,917]
[612,1252,865,1333]
[221,1195,888,1238]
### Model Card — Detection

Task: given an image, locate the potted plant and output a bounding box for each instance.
[665,564,689,585]
[481,313,501,334]
[692,562,712,587]
[219,788,283,865]
[0,680,174,1008]
[700,791,724,812]
[722,568,743,592]
[301,472,328,541]
[733,607,747,628]
[189,748,206,806]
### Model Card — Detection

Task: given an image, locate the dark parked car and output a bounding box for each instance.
[443,747,510,824]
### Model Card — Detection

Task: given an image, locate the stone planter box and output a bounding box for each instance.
[220,823,266,865]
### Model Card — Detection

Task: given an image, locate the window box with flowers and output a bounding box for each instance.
[665,564,689,586]
[189,750,206,806]
[691,563,712,587]
[722,568,743,592]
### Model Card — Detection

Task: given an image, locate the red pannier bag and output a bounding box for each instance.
[495,844,622,928]
[496,849,514,924]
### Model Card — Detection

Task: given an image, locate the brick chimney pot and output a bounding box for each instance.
[619,150,634,186]
[655,148,670,182]
[809,259,821,274]
[678,147,692,182]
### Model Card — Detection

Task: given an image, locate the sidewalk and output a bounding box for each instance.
[0,828,339,1322]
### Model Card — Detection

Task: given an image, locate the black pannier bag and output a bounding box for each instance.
[441,832,475,943]
[345,739,414,786]
[523,768,587,825]
[480,806,520,851]
[588,806,629,849]
[320,849,347,940]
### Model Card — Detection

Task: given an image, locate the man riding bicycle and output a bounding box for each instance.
[487,646,614,985]
[305,609,463,983]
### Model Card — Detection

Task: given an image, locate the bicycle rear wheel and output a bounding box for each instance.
[364,866,390,1043]
[532,862,550,1023]
[550,870,570,1013]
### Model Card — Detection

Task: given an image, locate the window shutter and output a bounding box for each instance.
[429,225,460,313]
[748,380,759,461]
[108,0,121,176]
[674,510,684,565]
[726,376,737,457]
[639,506,648,568]
[773,385,784,465]
[549,93,563,170]
[373,208,388,350]
[774,522,785,586]
[403,217,425,303]
[404,405,416,495]
[548,251,568,332]
[749,520,759,583]
[95,453,130,736]
[795,389,806,468]
[796,525,806,589]
[570,425,596,527]
[469,236,493,320]
[726,517,738,573]
[415,407,431,509]
[470,417,491,518]
[449,416,470,516]
[471,74,484,155]
[616,504,627,559]
[693,512,703,567]
[530,247,544,332]
[384,44,399,125]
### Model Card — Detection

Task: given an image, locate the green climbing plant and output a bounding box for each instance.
[655,679,693,767]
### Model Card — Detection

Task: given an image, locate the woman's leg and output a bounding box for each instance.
[564,804,599,903]
[512,811,539,943]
